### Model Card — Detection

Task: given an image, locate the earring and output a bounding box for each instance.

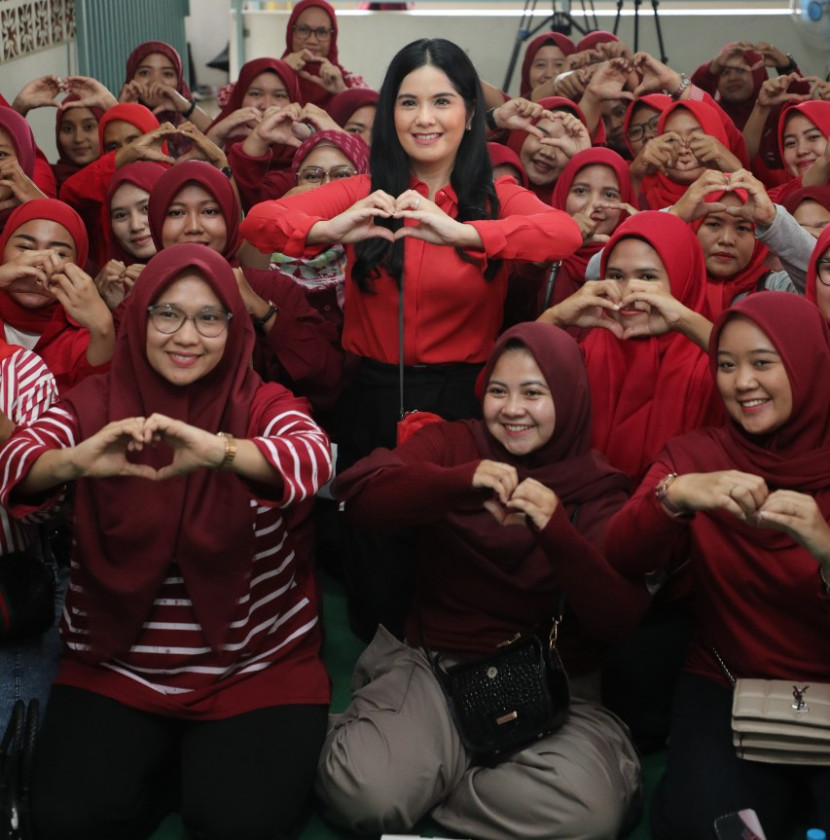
[465,120,472,131]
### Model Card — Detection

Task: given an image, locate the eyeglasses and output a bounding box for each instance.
[147,304,232,337]
[817,259,830,286]
[720,65,750,79]
[293,24,333,40]
[297,165,358,184]
[627,114,660,143]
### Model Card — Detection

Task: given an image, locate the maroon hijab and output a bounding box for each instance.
[520,33,576,98]
[148,161,241,260]
[282,0,346,108]
[0,107,37,233]
[123,40,192,100]
[103,161,167,264]
[805,224,830,309]
[487,142,528,188]
[60,244,293,661]
[327,88,379,129]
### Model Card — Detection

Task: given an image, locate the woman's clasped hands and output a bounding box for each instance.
[473,459,559,530]
[69,413,237,482]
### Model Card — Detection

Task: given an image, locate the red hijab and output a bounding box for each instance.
[640,100,731,210]
[327,88,379,128]
[576,30,620,51]
[805,224,830,308]
[60,244,301,661]
[0,107,37,233]
[584,211,721,480]
[691,187,771,318]
[520,33,576,98]
[52,95,106,186]
[103,161,167,264]
[505,96,593,204]
[622,94,670,157]
[0,198,89,332]
[98,103,161,152]
[487,142,528,188]
[282,0,346,108]
[550,147,632,301]
[770,102,830,203]
[148,161,241,261]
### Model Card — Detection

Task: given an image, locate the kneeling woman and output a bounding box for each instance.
[319,322,647,839]
[606,293,830,838]
[0,244,333,839]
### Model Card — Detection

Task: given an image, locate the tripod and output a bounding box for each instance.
[613,0,668,62]
[502,0,599,92]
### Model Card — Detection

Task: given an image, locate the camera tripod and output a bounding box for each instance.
[502,0,599,92]
[613,0,668,62]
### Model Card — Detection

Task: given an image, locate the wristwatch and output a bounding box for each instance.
[252,302,277,334]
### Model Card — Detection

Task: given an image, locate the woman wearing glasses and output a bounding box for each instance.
[281,0,369,109]
[0,244,333,839]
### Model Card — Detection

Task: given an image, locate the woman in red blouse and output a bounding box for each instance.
[241,37,581,638]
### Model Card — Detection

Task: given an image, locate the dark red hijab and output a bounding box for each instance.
[327,88,379,128]
[584,211,721,480]
[487,142,528,188]
[103,161,167,264]
[282,0,346,108]
[691,187,771,318]
[60,244,300,661]
[640,99,732,210]
[148,161,241,260]
[805,224,830,309]
[0,106,37,233]
[550,147,632,301]
[53,95,105,186]
[0,198,89,332]
[576,30,620,51]
[210,58,300,130]
[622,94,670,157]
[520,33,576,98]
[782,184,830,219]
[123,40,192,119]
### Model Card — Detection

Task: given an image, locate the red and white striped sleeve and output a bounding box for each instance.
[0,348,59,430]
[247,389,333,508]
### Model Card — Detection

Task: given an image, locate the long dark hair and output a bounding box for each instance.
[352,38,500,291]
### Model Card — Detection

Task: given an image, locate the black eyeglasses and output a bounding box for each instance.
[627,115,660,143]
[817,259,830,286]
[293,24,333,40]
[147,304,232,337]
[297,165,358,185]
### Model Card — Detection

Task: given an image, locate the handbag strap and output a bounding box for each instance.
[709,646,737,688]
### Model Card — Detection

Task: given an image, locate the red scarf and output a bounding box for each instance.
[122,40,192,126]
[103,161,167,264]
[519,33,576,99]
[97,103,160,151]
[584,211,722,480]
[622,94,671,157]
[147,161,241,260]
[327,88,379,129]
[60,244,301,661]
[769,101,830,203]
[805,224,830,308]
[0,107,37,234]
[0,199,89,333]
[549,147,633,302]
[691,187,771,318]
[640,99,730,210]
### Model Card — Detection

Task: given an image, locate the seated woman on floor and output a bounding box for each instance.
[0,244,333,840]
[317,321,647,840]
[606,292,830,838]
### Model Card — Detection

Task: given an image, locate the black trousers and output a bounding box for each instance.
[32,685,328,840]
[651,672,830,839]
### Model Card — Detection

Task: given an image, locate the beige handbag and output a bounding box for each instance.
[731,678,830,765]
[711,648,830,765]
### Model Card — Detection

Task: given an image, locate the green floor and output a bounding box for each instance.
[149,572,664,840]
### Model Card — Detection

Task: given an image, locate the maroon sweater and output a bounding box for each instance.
[336,421,650,675]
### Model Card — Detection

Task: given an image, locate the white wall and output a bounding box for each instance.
[186,0,233,90]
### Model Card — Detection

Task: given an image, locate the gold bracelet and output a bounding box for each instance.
[216,431,237,469]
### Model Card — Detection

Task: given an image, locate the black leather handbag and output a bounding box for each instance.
[430,622,570,764]
[0,699,39,840]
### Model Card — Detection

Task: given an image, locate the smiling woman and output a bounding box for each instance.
[240,37,581,638]
[606,293,830,838]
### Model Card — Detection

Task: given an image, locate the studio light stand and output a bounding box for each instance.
[613,0,668,62]
[502,0,599,92]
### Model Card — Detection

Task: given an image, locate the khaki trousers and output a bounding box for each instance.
[315,626,642,840]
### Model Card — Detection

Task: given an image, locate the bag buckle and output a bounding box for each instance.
[792,684,810,713]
